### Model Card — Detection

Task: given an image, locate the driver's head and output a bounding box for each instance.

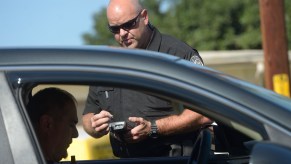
[27,87,79,162]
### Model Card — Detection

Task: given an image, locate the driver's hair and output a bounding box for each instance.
[26,87,76,125]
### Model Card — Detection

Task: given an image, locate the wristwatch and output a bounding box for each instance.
[149,120,159,139]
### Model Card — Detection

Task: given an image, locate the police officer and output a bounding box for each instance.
[82,0,212,158]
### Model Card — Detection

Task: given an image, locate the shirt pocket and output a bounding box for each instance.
[96,87,115,110]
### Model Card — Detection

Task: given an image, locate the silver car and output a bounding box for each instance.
[1,46,291,164]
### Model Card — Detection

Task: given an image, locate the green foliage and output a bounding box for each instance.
[285,0,291,50]
[140,0,165,29]
[83,0,290,50]
[83,7,117,46]
[167,0,261,50]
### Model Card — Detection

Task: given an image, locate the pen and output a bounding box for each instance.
[105,91,109,98]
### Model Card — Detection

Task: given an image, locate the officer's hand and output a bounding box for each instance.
[91,110,113,137]
[123,117,151,143]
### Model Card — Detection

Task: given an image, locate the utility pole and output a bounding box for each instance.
[259,0,290,97]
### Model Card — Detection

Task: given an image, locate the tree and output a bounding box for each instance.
[83,7,116,46]
[285,0,291,49]
[83,0,290,51]
[166,0,261,50]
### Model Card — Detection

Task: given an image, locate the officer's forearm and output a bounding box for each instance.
[156,109,212,136]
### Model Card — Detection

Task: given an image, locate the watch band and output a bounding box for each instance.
[149,120,159,139]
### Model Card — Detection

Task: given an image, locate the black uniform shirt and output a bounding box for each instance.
[84,87,179,122]
[83,27,202,157]
[147,25,204,65]
[84,27,203,121]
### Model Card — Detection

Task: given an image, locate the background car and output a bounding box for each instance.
[1,46,291,164]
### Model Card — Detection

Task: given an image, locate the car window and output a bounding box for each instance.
[4,68,270,164]
[21,84,256,163]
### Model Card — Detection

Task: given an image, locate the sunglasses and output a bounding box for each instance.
[108,11,142,34]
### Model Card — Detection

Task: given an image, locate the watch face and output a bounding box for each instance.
[150,130,158,139]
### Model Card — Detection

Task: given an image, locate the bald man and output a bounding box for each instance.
[27,88,79,163]
[83,0,212,158]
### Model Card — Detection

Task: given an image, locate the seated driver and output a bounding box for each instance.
[27,87,79,163]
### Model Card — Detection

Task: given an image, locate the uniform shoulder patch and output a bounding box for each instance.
[190,56,204,66]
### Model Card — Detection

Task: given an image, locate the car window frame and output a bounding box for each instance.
[0,72,42,164]
[4,64,273,163]
[6,67,266,141]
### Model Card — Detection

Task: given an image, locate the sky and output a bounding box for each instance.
[0,0,109,47]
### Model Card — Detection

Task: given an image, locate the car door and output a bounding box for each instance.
[5,68,262,164]
[2,47,291,164]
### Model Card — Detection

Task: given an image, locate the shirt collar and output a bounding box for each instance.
[146,26,162,51]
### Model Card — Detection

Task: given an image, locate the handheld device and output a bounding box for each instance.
[109,121,135,133]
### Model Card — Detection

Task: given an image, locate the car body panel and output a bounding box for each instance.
[0,72,41,164]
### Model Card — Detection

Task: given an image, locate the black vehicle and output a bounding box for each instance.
[1,46,291,164]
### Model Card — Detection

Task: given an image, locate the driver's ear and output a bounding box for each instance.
[39,115,54,132]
